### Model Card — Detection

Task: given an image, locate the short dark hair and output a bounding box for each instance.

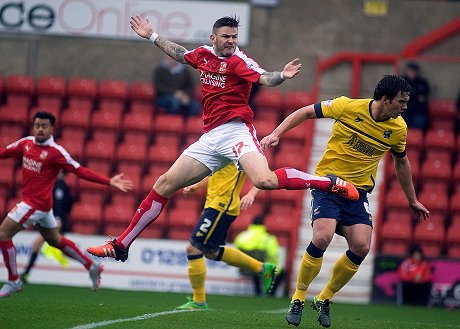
[33,111,56,126]
[373,75,413,101]
[212,16,240,33]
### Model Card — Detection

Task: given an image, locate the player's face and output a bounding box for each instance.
[383,91,410,119]
[211,26,238,57]
[33,118,54,143]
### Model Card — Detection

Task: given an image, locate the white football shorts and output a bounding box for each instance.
[182,119,263,174]
[8,201,58,229]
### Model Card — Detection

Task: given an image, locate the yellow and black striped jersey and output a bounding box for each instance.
[314,96,407,192]
[205,163,246,216]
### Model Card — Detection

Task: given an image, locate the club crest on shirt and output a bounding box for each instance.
[39,150,48,159]
[323,100,333,108]
[383,130,392,139]
[219,62,227,74]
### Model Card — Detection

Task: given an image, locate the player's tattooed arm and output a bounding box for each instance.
[259,71,285,86]
[155,37,188,64]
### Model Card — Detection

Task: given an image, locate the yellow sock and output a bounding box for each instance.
[317,252,360,301]
[188,257,206,303]
[221,247,263,273]
[291,251,323,302]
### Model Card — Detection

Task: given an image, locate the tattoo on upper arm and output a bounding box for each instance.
[155,36,187,64]
[261,72,284,86]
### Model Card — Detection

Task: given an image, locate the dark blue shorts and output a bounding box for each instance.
[310,189,373,231]
[189,208,237,254]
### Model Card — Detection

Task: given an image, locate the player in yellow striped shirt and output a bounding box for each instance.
[261,75,430,327]
[175,163,276,310]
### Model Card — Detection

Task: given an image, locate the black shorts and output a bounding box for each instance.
[189,208,237,254]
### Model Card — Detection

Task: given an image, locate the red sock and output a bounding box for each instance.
[0,240,19,281]
[274,167,331,190]
[59,236,92,269]
[116,189,169,249]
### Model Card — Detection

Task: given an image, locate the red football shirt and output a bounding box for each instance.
[184,46,265,132]
[0,136,110,211]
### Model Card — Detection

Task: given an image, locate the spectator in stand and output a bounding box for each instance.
[153,55,201,116]
[234,214,285,296]
[398,245,433,306]
[402,62,430,131]
[20,170,73,283]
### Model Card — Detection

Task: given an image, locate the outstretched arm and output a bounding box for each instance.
[260,104,316,151]
[392,155,430,221]
[258,58,301,87]
[130,15,188,64]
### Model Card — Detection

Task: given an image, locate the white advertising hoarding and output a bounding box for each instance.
[0,0,251,45]
[0,231,285,296]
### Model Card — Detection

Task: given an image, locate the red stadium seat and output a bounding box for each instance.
[406,128,424,150]
[384,208,413,226]
[449,190,460,217]
[253,89,283,110]
[58,139,85,162]
[115,162,143,193]
[428,99,456,120]
[0,125,24,146]
[274,144,308,170]
[379,220,412,256]
[418,189,449,215]
[85,139,116,162]
[130,100,155,114]
[153,113,185,136]
[36,76,66,110]
[283,91,312,114]
[122,111,153,134]
[37,76,66,97]
[0,159,16,188]
[70,202,103,234]
[446,222,460,258]
[148,142,180,165]
[0,105,30,126]
[384,184,411,212]
[6,75,34,96]
[255,119,277,138]
[168,207,198,230]
[185,115,204,136]
[424,128,456,152]
[420,157,452,185]
[129,81,155,102]
[172,195,203,213]
[98,80,128,101]
[116,140,148,165]
[61,106,92,130]
[413,221,445,257]
[91,105,123,131]
[68,78,97,99]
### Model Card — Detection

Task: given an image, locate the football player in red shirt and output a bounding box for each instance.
[0,111,133,297]
[87,15,358,262]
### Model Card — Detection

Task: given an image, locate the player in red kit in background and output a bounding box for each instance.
[88,15,358,262]
[0,111,133,297]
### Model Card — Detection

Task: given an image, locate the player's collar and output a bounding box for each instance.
[34,135,54,146]
[212,46,240,59]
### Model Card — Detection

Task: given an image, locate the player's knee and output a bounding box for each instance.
[204,251,219,260]
[313,234,333,250]
[185,243,201,255]
[252,176,277,190]
[350,243,370,257]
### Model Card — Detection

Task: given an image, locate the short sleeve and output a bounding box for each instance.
[319,96,350,120]
[184,48,200,69]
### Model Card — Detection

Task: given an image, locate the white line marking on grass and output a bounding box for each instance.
[67,309,210,329]
[261,308,288,314]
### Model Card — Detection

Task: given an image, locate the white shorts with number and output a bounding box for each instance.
[182,119,263,174]
[8,201,57,229]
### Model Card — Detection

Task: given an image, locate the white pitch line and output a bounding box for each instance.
[67,309,208,329]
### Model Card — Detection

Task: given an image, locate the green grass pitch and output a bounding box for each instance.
[1,284,458,329]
